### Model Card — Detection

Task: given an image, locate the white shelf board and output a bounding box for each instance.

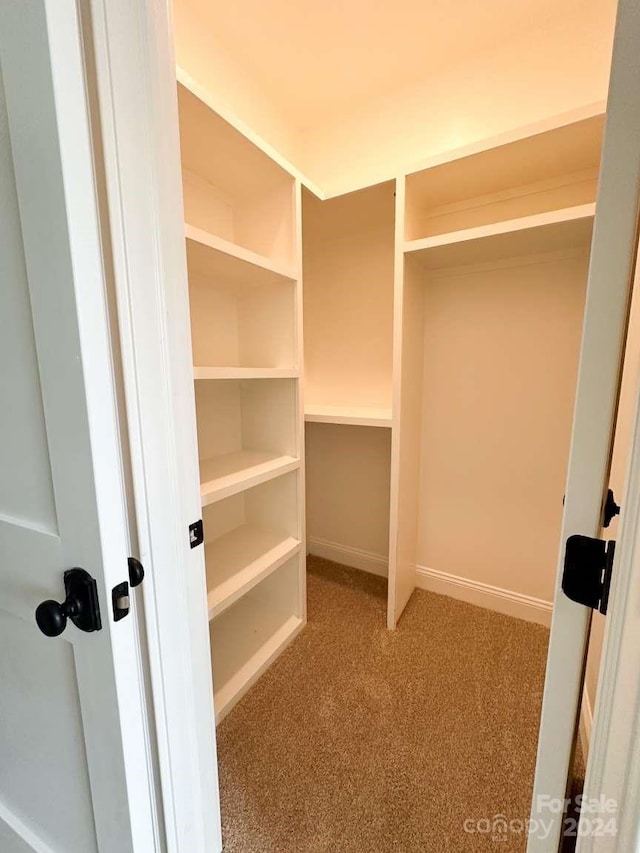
[304,405,392,427]
[194,366,299,380]
[404,204,596,270]
[185,223,297,286]
[405,118,603,213]
[206,526,301,619]
[200,451,300,506]
[211,609,303,722]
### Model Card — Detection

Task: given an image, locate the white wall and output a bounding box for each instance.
[303,184,395,573]
[415,252,588,603]
[305,424,391,575]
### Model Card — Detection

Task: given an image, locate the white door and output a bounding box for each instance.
[528,0,640,850]
[0,2,156,851]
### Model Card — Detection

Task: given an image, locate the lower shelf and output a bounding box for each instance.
[206,525,301,619]
[211,605,303,722]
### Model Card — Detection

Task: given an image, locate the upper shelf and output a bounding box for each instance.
[185,225,297,286]
[178,80,292,206]
[178,80,295,266]
[405,204,595,271]
[176,66,323,199]
[305,405,392,428]
[405,114,604,242]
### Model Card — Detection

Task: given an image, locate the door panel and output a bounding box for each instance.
[0,80,56,533]
[0,77,100,850]
[0,1,155,850]
[0,63,96,853]
[0,613,98,853]
[529,0,640,849]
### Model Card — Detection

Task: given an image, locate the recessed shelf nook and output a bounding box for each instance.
[178,81,295,266]
[303,182,395,413]
[204,473,301,619]
[187,230,297,372]
[405,114,603,242]
[209,557,303,721]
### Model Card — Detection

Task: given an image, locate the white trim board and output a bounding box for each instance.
[306,543,554,624]
[415,565,553,627]
[87,1,222,849]
[307,538,388,578]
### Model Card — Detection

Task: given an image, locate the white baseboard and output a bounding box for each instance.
[415,564,553,627]
[307,537,388,578]
[579,687,593,760]
[306,546,552,625]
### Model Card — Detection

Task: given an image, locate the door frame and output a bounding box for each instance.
[82,0,222,850]
[84,1,640,852]
[576,334,640,852]
[528,0,640,847]
[0,0,159,848]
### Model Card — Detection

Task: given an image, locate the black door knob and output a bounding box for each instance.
[35,568,102,638]
[35,596,78,637]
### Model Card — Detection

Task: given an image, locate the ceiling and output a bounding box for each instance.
[181,0,591,128]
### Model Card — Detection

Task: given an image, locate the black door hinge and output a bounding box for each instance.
[562,534,615,615]
[189,519,204,549]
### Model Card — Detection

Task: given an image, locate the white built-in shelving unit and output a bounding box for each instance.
[176,53,606,712]
[178,75,305,722]
[301,122,601,606]
[303,182,395,578]
[388,111,604,628]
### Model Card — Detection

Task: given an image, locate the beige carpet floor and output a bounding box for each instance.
[216,556,555,852]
